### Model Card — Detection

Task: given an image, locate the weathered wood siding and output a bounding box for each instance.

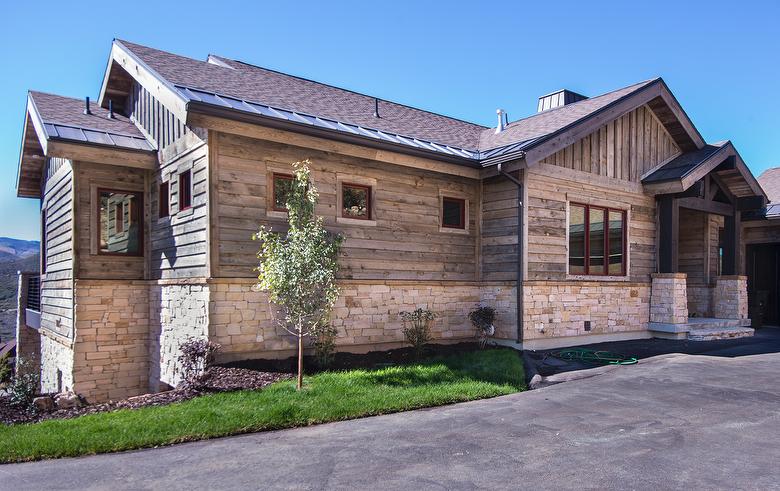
[480,175,519,282]
[128,82,187,151]
[525,163,656,282]
[74,162,146,280]
[150,131,209,279]
[40,158,74,338]
[212,132,479,281]
[539,105,680,181]
[679,208,707,285]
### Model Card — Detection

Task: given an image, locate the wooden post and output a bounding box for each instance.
[722,205,741,275]
[658,197,679,273]
[297,325,304,390]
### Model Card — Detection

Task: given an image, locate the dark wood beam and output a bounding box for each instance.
[722,204,740,275]
[736,195,767,211]
[658,197,679,273]
[677,197,734,216]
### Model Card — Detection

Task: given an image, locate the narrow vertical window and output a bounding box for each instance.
[568,203,626,276]
[178,170,192,211]
[159,182,169,218]
[272,173,294,211]
[341,183,371,219]
[442,197,466,229]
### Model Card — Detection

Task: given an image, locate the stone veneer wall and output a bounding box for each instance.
[650,273,688,324]
[39,333,74,393]
[71,280,150,402]
[712,276,749,320]
[522,281,651,340]
[210,279,517,361]
[687,284,713,317]
[149,283,210,389]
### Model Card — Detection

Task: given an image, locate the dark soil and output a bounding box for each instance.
[226,341,499,373]
[0,367,289,425]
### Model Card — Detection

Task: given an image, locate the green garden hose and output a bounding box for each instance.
[550,348,638,366]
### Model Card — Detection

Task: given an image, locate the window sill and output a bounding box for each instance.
[337,216,376,227]
[566,274,630,282]
[266,210,288,220]
[439,226,469,235]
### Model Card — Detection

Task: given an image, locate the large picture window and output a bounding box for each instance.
[568,203,625,276]
[98,189,143,256]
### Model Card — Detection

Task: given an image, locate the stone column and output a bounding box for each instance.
[712,275,748,320]
[650,273,688,324]
[15,272,41,375]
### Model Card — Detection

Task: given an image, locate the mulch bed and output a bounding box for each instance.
[0,367,290,426]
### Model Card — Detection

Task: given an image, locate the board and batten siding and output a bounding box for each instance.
[128,82,187,151]
[74,162,146,280]
[525,163,656,282]
[539,105,680,181]
[480,174,519,282]
[150,131,209,279]
[40,158,74,338]
[211,132,479,281]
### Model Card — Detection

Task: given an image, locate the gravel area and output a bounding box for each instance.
[0,367,290,425]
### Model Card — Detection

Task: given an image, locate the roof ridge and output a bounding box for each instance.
[207,54,490,130]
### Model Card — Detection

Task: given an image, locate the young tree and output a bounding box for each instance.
[254,160,343,389]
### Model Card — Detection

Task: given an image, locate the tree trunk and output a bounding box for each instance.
[296,323,304,390]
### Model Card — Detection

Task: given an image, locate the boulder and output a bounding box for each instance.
[54,391,82,410]
[33,395,55,412]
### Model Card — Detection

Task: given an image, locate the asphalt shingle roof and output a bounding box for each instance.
[758,167,780,204]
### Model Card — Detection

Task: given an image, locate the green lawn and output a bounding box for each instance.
[0,349,524,463]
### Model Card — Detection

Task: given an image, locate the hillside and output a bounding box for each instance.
[0,237,39,311]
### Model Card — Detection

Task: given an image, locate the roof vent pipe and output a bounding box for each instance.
[84,97,91,115]
[374,98,380,118]
[107,100,115,119]
[495,109,506,134]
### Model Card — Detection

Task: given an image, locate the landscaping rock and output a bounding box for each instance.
[54,391,82,410]
[32,396,54,412]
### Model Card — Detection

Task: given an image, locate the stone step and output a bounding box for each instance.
[685,318,752,330]
[687,326,755,341]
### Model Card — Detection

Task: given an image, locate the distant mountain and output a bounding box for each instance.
[0,238,39,311]
[0,237,39,260]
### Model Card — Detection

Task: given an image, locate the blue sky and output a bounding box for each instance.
[1,0,778,240]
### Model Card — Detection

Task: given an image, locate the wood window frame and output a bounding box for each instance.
[271,172,294,212]
[441,196,467,230]
[158,181,170,219]
[568,202,627,277]
[96,187,144,257]
[178,169,192,212]
[340,182,372,220]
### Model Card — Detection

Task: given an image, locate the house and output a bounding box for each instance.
[14,39,767,402]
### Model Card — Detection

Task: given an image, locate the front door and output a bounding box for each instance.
[746,243,780,326]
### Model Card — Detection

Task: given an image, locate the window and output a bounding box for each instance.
[341,183,371,220]
[178,170,192,211]
[272,173,294,212]
[441,197,466,229]
[159,182,169,218]
[568,203,626,276]
[98,189,143,256]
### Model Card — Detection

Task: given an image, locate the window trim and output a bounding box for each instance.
[96,187,144,257]
[340,182,372,220]
[178,169,192,212]
[568,202,627,277]
[441,196,467,230]
[271,172,294,212]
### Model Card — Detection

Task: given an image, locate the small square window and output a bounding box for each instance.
[178,170,192,211]
[159,182,169,218]
[272,173,294,212]
[342,183,371,220]
[442,197,466,229]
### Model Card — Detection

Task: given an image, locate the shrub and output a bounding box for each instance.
[0,353,11,386]
[177,338,221,385]
[400,308,436,357]
[313,325,338,368]
[9,358,39,407]
[469,305,496,349]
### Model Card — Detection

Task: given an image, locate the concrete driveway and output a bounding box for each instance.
[3,352,780,490]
